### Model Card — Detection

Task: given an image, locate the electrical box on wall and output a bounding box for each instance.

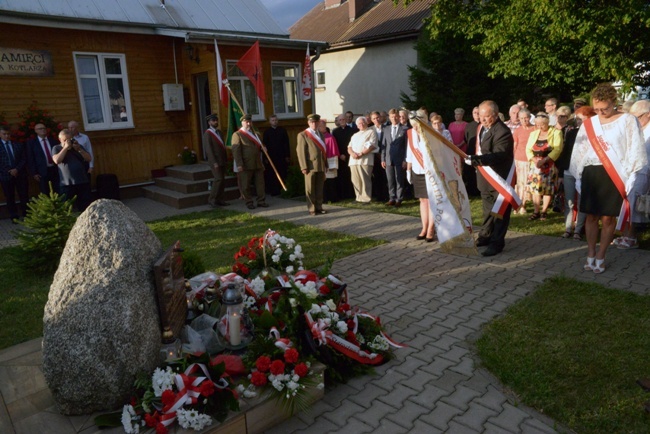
[162,84,185,111]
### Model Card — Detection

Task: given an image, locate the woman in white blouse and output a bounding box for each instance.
[347,117,378,204]
[569,83,647,274]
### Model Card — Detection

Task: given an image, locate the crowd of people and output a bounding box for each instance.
[1,120,95,222]
[248,82,649,271]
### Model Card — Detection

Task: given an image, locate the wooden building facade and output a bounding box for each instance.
[0,0,325,207]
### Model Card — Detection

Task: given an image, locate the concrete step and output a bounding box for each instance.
[165,163,213,181]
[143,185,241,209]
[154,176,210,194]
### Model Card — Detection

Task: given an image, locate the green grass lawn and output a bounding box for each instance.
[476,276,650,433]
[0,208,382,350]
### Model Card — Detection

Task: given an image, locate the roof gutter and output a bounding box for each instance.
[181,31,328,50]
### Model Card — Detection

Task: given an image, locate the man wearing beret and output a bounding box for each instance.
[231,114,268,209]
[202,113,229,207]
[296,114,328,215]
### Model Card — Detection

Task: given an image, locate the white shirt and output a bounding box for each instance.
[74,132,93,168]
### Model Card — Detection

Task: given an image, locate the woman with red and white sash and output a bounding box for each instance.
[569,83,647,274]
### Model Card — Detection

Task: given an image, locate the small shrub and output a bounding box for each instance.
[182,250,206,278]
[13,185,77,272]
[280,165,305,199]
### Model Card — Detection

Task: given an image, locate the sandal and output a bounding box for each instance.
[593,258,605,274]
[562,231,572,238]
[528,212,541,221]
[573,233,582,241]
[617,237,639,250]
[584,257,595,271]
[540,212,548,221]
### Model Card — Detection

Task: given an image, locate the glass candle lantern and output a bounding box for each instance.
[217,284,253,350]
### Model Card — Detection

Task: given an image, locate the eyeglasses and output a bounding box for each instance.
[544,103,555,107]
[35,127,46,130]
[535,113,549,118]
[594,106,614,114]
[557,115,568,118]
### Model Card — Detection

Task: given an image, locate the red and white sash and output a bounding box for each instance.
[237,128,263,149]
[407,129,425,170]
[303,129,327,156]
[476,125,521,216]
[583,116,630,230]
[206,128,226,151]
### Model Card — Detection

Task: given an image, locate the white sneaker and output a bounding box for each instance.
[617,237,638,250]
[611,236,624,246]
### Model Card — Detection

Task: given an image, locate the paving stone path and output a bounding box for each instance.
[2,196,648,433]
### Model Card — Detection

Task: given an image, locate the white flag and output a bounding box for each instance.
[411,118,477,255]
[301,44,312,101]
[214,40,228,106]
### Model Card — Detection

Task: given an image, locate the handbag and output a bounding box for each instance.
[552,182,565,213]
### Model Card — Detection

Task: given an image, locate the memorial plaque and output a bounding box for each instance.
[153,241,186,342]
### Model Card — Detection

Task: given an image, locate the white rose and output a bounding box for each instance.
[326,299,337,311]
[337,321,348,333]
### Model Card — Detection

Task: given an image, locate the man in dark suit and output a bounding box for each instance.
[296,114,328,215]
[27,123,59,195]
[463,107,481,196]
[468,100,514,256]
[0,126,29,222]
[371,110,388,202]
[262,114,290,196]
[202,113,229,207]
[332,114,355,199]
[344,110,358,132]
[381,108,407,206]
[232,114,268,210]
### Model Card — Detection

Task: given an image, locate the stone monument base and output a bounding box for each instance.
[0,338,325,434]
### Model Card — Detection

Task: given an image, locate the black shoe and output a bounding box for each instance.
[216,201,230,206]
[247,204,256,209]
[416,234,426,240]
[476,238,490,247]
[481,246,502,257]
[315,210,327,214]
[257,203,270,208]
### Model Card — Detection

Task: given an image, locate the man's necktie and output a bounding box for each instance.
[42,138,53,164]
[3,141,14,166]
[392,126,396,140]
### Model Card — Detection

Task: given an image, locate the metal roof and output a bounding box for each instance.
[0,0,288,37]
[290,0,431,49]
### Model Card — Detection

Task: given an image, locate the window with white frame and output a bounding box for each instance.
[73,52,133,130]
[227,61,264,119]
[271,62,302,118]
[315,70,326,88]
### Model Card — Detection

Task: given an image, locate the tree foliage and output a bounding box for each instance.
[399,0,650,93]
[402,30,532,121]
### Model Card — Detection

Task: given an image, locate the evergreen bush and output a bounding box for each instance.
[280,165,305,199]
[13,184,77,272]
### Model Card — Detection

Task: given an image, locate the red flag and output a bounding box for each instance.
[236,41,266,103]
[214,40,228,106]
[301,44,312,101]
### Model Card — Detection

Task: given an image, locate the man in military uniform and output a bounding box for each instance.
[231,114,268,209]
[202,113,229,207]
[296,114,328,215]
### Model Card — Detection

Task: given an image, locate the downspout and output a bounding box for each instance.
[310,45,322,115]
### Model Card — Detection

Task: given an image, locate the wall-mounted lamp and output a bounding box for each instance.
[185,44,200,64]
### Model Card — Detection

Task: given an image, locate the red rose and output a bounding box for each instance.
[319,286,331,295]
[347,319,355,330]
[284,348,299,364]
[240,264,249,275]
[346,330,360,345]
[339,303,351,313]
[239,247,247,256]
[247,251,257,260]
[255,356,272,373]
[234,252,243,260]
[248,238,258,248]
[270,291,282,302]
[294,363,309,378]
[250,371,268,387]
[270,360,286,376]
[161,389,175,407]
[200,379,215,397]
[145,412,161,427]
[156,423,168,434]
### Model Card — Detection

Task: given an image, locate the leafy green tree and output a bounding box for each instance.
[398,0,650,93]
[402,30,533,121]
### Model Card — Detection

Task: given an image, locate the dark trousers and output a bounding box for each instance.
[61,183,92,212]
[372,155,389,201]
[37,166,60,195]
[240,169,266,206]
[264,160,287,196]
[386,164,406,202]
[208,166,226,205]
[478,186,512,250]
[1,174,29,219]
[305,171,325,213]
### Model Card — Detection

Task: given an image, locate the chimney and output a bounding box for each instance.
[349,0,373,21]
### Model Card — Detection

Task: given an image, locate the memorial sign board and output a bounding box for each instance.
[153,241,186,342]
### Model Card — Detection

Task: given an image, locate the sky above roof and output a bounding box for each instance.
[259,0,321,31]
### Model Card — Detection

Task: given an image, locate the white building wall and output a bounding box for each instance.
[313,39,417,126]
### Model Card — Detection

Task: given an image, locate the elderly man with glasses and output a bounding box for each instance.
[27,123,60,194]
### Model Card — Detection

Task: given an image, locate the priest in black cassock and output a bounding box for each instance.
[262,114,291,196]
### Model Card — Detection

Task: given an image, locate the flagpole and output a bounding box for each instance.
[223,81,287,191]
